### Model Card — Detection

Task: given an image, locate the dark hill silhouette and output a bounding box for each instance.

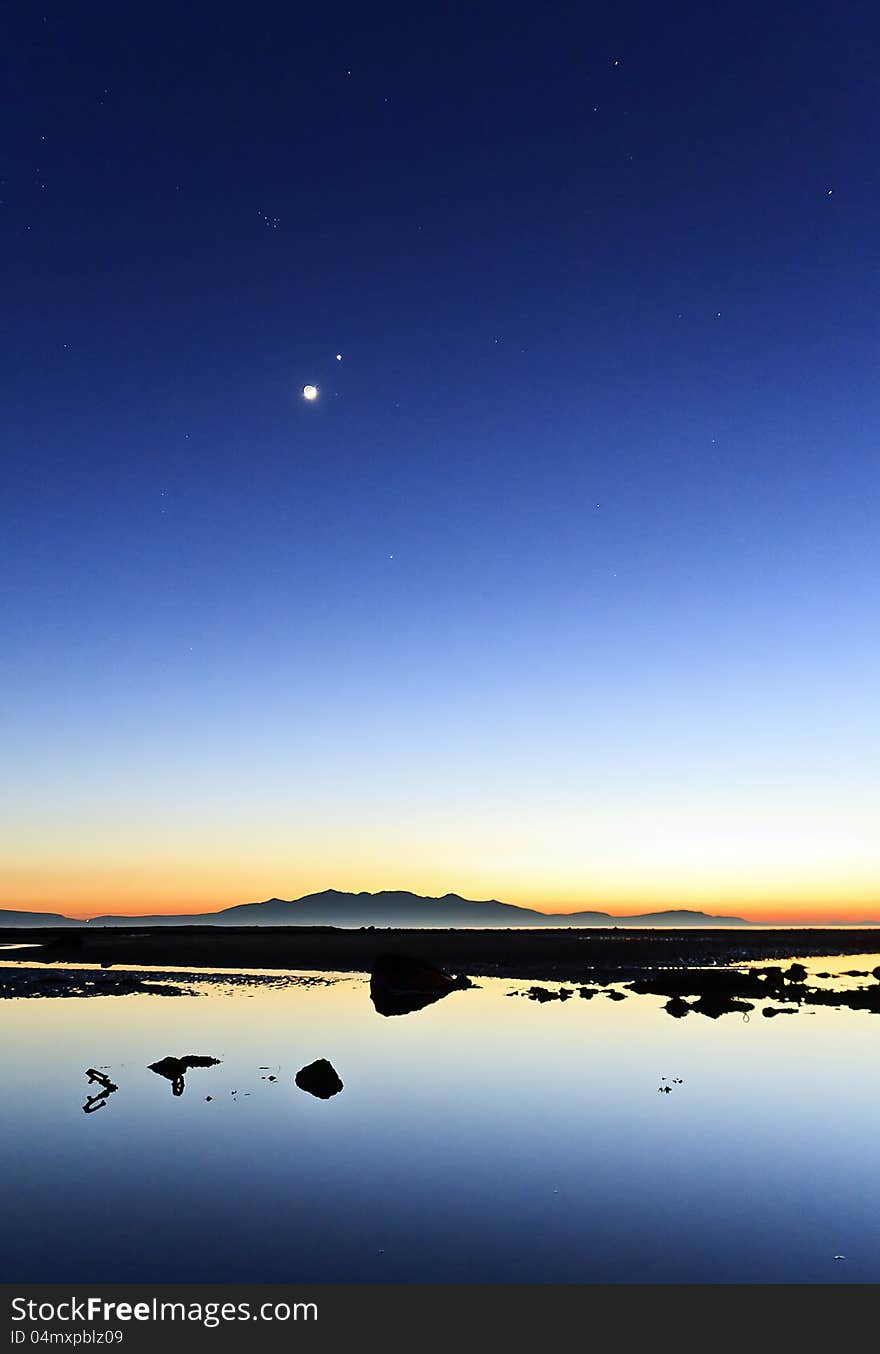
[7,896,879,928]
[78,889,751,928]
[0,908,80,927]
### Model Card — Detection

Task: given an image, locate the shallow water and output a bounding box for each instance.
[2,958,880,1283]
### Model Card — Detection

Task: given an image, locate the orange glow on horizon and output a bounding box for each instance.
[4,803,878,926]
[7,884,880,927]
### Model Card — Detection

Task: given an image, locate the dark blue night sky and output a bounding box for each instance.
[2,3,878,918]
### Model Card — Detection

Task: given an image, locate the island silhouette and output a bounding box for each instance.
[0,888,752,928]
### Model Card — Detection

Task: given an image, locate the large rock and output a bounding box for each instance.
[369,951,472,1017]
[295,1059,344,1099]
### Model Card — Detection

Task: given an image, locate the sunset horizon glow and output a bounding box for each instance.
[7,876,879,927]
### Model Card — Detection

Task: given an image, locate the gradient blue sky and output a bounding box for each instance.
[2,2,878,918]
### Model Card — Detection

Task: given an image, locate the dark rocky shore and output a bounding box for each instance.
[3,924,879,983]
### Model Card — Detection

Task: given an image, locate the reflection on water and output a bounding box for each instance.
[82,1068,118,1114]
[0,963,335,999]
[3,958,880,1282]
[148,1055,221,1097]
[368,951,472,1017]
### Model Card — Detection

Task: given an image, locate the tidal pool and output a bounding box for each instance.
[2,957,879,1282]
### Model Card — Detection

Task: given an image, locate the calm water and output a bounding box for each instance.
[2,956,880,1283]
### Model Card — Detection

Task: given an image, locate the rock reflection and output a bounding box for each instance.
[148,1055,221,1096]
[369,952,472,1017]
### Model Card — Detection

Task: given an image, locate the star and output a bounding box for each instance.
[302,384,318,401]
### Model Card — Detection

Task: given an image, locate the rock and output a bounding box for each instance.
[369,952,472,1017]
[785,963,808,983]
[664,996,691,1019]
[691,993,754,1020]
[295,1058,343,1099]
[148,1054,221,1097]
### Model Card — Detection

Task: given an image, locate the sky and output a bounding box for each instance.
[1,2,878,922]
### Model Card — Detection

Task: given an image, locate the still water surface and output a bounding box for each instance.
[2,957,879,1282]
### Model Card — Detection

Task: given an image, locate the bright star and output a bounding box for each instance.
[302,384,318,401]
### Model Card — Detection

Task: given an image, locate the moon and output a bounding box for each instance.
[302,384,318,401]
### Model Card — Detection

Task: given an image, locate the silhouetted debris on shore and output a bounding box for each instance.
[369,952,472,1016]
[0,969,196,999]
[148,1054,221,1096]
[630,969,768,1006]
[295,1059,344,1099]
[632,965,880,1019]
[0,966,333,1000]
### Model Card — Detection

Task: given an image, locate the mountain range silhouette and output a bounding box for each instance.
[0,889,755,928]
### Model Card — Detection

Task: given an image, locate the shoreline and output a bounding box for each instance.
[5,924,880,983]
